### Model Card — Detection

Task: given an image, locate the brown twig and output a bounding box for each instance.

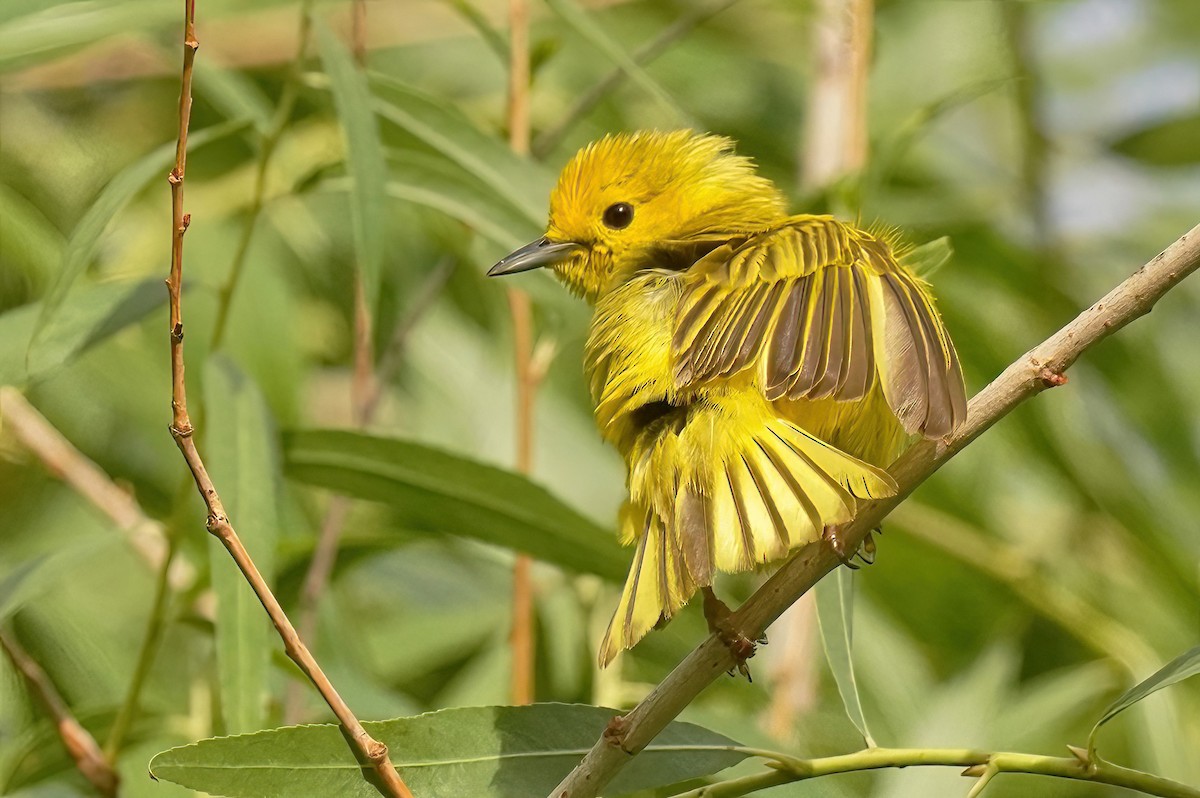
[163,2,411,795]
[505,0,540,707]
[352,0,368,66]
[547,224,1200,797]
[1,629,119,797]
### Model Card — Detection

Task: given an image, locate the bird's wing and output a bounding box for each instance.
[672,215,968,438]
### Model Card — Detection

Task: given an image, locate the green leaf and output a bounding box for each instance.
[370,74,552,224]
[27,120,247,374]
[542,0,691,125]
[315,21,387,316]
[194,61,275,137]
[815,568,877,748]
[1088,644,1200,755]
[905,236,954,279]
[0,556,47,620]
[149,704,747,797]
[0,0,173,71]
[203,357,281,735]
[0,278,166,385]
[0,182,65,282]
[282,429,627,582]
[1110,114,1200,167]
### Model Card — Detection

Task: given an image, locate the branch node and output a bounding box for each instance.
[172,322,184,342]
[186,38,199,51]
[602,714,629,749]
[1066,745,1089,765]
[168,422,193,439]
[181,213,191,232]
[1039,368,1067,388]
[961,764,986,777]
[168,169,182,185]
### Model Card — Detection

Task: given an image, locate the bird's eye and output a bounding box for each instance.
[602,202,634,230]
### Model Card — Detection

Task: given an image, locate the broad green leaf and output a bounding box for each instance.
[370,74,552,223]
[815,568,877,748]
[282,429,627,581]
[905,236,953,279]
[0,557,46,620]
[149,704,747,797]
[0,278,166,385]
[1110,113,1200,166]
[542,0,691,125]
[1088,644,1200,754]
[204,357,281,735]
[27,120,247,373]
[315,21,387,315]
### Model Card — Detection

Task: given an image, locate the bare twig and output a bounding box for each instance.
[532,0,741,159]
[505,0,540,707]
[0,387,182,584]
[1,629,119,797]
[163,2,411,795]
[352,0,368,66]
[548,224,1200,797]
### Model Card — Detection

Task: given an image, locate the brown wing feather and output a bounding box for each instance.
[673,215,966,438]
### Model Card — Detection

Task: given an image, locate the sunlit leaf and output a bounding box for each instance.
[282,429,627,581]
[1110,114,1200,167]
[203,357,281,734]
[816,568,877,748]
[27,120,247,374]
[1088,644,1200,754]
[149,704,746,797]
[369,73,552,223]
[315,21,388,315]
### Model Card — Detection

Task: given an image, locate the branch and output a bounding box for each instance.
[0,629,119,798]
[668,747,1200,798]
[548,224,1200,798]
[162,2,412,796]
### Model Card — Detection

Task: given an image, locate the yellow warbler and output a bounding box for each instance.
[490,131,966,667]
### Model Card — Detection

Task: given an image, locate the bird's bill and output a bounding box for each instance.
[487,237,583,276]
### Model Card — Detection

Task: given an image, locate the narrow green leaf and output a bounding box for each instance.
[1,278,166,385]
[204,357,281,735]
[315,21,387,315]
[369,74,552,223]
[905,236,954,279]
[27,120,247,373]
[1089,644,1200,754]
[815,568,877,748]
[194,61,275,137]
[441,0,508,61]
[0,182,66,282]
[0,0,173,71]
[1110,114,1200,167]
[0,557,47,621]
[543,0,691,125]
[149,704,747,797]
[282,429,627,582]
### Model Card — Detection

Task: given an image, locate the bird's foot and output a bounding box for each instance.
[701,587,765,682]
[823,525,881,569]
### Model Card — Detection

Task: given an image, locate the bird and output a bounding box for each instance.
[489,130,966,669]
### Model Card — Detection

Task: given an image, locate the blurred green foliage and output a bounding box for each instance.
[1,0,1198,796]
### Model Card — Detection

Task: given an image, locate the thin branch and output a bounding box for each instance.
[668,747,1200,798]
[507,0,538,707]
[0,386,183,585]
[0,629,119,798]
[210,0,315,351]
[352,0,368,66]
[531,0,740,159]
[163,2,412,795]
[547,224,1200,798]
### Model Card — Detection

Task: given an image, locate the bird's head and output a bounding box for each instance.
[488,130,786,302]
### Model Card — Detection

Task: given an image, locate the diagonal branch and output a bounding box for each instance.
[162,1,412,795]
[549,222,1200,797]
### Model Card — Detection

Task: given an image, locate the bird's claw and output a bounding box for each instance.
[701,587,764,682]
[824,525,881,569]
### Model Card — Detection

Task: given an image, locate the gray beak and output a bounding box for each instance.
[487,237,583,277]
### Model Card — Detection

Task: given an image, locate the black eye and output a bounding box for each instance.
[602,202,634,229]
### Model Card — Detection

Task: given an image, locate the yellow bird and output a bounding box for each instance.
[489,131,966,668]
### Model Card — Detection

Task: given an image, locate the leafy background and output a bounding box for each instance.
[1,0,1198,796]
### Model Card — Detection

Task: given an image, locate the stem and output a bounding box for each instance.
[210,0,315,351]
[1,629,119,797]
[104,540,176,760]
[547,221,1200,798]
[506,0,538,707]
[669,747,1200,798]
[163,3,412,795]
[532,0,741,159]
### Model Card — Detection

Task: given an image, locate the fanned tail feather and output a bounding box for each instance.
[599,407,896,667]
